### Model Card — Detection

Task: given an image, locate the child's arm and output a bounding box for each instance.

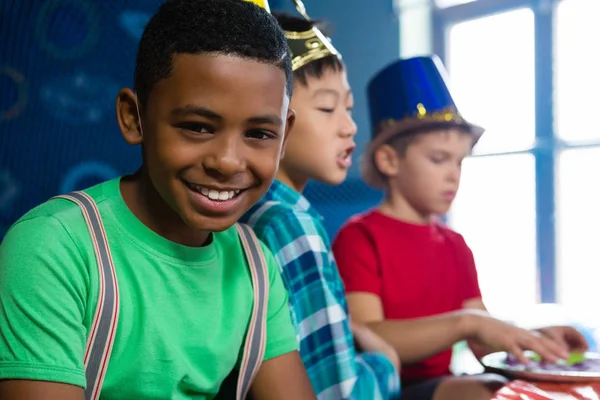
[333,222,473,364]
[0,381,83,400]
[249,351,316,400]
[345,292,472,365]
[463,298,588,359]
[351,321,401,371]
[257,213,400,399]
[459,238,586,360]
[0,215,90,400]
[248,242,316,398]
[463,297,496,359]
[346,293,571,366]
[333,223,570,366]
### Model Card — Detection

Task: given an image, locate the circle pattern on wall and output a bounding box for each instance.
[35,0,100,60]
[40,72,119,124]
[0,66,27,122]
[60,161,120,193]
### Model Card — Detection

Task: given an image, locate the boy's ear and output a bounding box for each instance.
[116,88,143,146]
[374,144,401,179]
[280,108,296,160]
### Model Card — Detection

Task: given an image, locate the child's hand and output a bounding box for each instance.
[352,322,401,371]
[535,325,589,353]
[465,310,570,365]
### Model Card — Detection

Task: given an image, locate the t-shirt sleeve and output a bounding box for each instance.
[332,221,382,297]
[455,233,482,302]
[259,242,299,361]
[0,215,88,387]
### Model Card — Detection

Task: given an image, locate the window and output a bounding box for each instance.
[451,154,537,317]
[555,0,600,143]
[434,0,600,315]
[556,148,600,309]
[555,0,600,309]
[445,8,537,316]
[436,0,478,8]
[447,8,535,155]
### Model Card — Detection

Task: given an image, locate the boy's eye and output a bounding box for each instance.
[175,122,212,134]
[317,108,334,114]
[246,130,275,140]
[430,156,445,164]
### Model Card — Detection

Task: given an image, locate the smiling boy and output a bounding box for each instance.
[0,1,316,399]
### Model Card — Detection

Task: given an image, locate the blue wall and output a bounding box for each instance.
[0,0,400,240]
[0,0,160,238]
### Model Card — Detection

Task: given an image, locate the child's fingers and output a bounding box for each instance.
[523,333,569,363]
[507,343,530,365]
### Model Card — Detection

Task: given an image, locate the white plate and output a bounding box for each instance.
[481,351,600,383]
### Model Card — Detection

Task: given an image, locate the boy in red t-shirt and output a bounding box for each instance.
[332,56,588,400]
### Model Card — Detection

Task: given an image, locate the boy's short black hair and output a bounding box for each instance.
[273,12,344,86]
[134,0,293,110]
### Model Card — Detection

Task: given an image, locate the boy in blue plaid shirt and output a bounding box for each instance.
[241,5,401,400]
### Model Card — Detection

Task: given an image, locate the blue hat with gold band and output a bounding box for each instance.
[362,55,484,189]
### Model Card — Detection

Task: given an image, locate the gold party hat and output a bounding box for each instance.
[244,0,270,12]
[284,0,340,71]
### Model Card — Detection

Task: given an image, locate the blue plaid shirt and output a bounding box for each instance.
[241,180,400,400]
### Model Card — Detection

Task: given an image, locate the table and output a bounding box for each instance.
[492,379,600,400]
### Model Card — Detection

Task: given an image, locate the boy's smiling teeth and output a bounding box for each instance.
[185,181,241,201]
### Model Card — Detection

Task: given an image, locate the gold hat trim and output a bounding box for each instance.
[244,0,270,12]
[285,27,339,71]
[284,0,341,71]
[377,104,467,133]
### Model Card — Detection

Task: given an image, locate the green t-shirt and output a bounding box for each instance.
[0,178,298,399]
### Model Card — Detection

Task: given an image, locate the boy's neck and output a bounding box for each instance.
[120,169,212,247]
[379,191,432,226]
[276,168,308,194]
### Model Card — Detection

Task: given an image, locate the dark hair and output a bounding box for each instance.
[134,0,293,110]
[273,12,344,86]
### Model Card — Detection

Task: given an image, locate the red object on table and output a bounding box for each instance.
[493,380,600,399]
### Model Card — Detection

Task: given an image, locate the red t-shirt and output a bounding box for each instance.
[332,210,482,384]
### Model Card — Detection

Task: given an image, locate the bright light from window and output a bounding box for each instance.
[446,9,538,317]
[436,0,477,8]
[555,0,600,143]
[449,154,537,319]
[447,8,535,154]
[556,148,600,311]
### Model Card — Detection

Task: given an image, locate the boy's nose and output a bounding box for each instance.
[202,136,246,177]
[447,166,461,183]
[339,114,357,138]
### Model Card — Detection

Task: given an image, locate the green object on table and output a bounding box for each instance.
[528,352,586,365]
[566,353,586,365]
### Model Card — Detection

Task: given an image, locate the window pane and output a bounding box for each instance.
[447,9,535,154]
[400,3,433,58]
[449,154,537,319]
[555,0,600,142]
[436,0,477,8]
[557,148,600,309]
